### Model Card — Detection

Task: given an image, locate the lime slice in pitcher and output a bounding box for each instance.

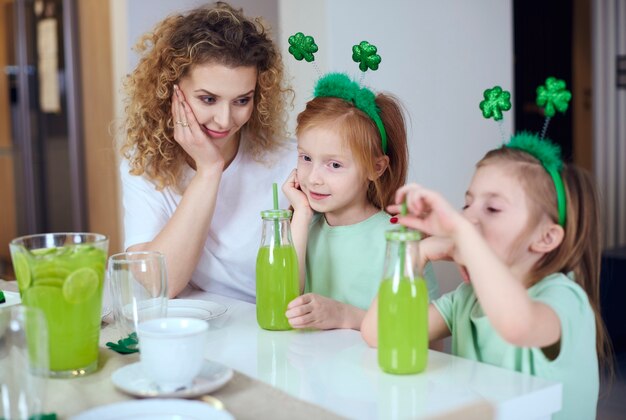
[33,263,71,280]
[13,253,31,291]
[34,277,65,288]
[62,267,99,304]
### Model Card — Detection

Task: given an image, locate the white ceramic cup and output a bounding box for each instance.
[136,317,208,392]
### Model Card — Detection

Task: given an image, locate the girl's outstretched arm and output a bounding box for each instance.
[282,169,313,292]
[361,297,450,347]
[390,184,562,349]
[451,222,561,348]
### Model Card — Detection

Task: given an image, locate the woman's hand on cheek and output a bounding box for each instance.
[171,85,225,174]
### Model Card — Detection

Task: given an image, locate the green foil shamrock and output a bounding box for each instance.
[536,77,572,117]
[479,86,511,121]
[352,41,381,72]
[106,332,139,354]
[288,32,318,62]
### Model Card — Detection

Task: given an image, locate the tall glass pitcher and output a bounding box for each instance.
[256,210,299,330]
[378,228,428,374]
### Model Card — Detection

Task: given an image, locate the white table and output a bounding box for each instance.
[181,290,562,420]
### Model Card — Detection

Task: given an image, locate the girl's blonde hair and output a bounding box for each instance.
[295,94,408,209]
[478,147,612,370]
[120,1,292,191]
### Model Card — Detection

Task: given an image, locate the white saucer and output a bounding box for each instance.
[111,360,233,398]
[70,398,233,420]
[0,291,21,308]
[168,299,227,321]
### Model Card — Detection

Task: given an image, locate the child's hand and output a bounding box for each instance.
[419,236,469,282]
[419,236,456,265]
[286,293,350,330]
[282,169,311,214]
[388,183,464,238]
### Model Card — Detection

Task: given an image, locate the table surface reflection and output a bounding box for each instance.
[181,290,561,420]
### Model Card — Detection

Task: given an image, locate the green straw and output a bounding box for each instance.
[272,183,280,246]
[398,201,407,277]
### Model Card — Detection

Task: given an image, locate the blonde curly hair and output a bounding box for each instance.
[120,2,292,191]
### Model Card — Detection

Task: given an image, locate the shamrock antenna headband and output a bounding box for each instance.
[479,76,572,227]
[288,32,387,154]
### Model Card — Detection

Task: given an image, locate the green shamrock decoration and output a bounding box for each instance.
[352,41,381,72]
[536,77,571,117]
[479,86,511,121]
[288,32,318,62]
[106,332,139,354]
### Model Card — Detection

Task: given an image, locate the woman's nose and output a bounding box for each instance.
[212,104,231,128]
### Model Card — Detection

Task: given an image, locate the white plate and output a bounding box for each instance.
[111,360,233,398]
[71,398,233,420]
[168,299,227,321]
[0,291,21,308]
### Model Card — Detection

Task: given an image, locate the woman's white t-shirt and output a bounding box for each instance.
[120,138,297,302]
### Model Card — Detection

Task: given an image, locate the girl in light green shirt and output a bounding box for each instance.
[281,73,439,330]
[363,135,611,420]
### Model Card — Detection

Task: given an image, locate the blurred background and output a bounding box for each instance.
[0,0,624,416]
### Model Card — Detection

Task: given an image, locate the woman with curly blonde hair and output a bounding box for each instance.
[120,2,296,301]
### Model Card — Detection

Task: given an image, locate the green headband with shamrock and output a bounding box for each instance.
[479,77,572,227]
[288,33,388,154]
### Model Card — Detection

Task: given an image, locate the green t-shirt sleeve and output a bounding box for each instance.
[532,275,593,362]
[423,261,440,302]
[432,288,456,333]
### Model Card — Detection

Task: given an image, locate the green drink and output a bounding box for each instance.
[377,228,428,374]
[378,277,428,374]
[10,233,108,377]
[256,209,300,330]
[256,245,299,330]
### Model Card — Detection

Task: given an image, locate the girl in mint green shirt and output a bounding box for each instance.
[282,73,439,331]
[362,136,610,420]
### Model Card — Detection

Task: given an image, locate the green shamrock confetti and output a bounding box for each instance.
[536,77,571,118]
[106,332,139,354]
[479,86,511,121]
[352,41,381,72]
[288,32,318,62]
[29,413,57,420]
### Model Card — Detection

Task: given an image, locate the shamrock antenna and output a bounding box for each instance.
[479,85,512,142]
[536,77,572,139]
[288,32,321,76]
[351,41,381,85]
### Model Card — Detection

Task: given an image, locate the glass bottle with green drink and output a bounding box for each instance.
[378,228,428,374]
[256,209,299,330]
[9,233,108,378]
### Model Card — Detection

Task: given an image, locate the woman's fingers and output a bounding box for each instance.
[172,85,193,142]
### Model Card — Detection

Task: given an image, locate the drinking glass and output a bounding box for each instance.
[0,306,49,419]
[108,251,168,343]
[9,232,108,377]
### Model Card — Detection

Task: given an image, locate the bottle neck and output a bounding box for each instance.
[260,218,294,247]
[382,239,420,281]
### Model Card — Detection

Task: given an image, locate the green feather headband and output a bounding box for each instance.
[288,33,387,154]
[314,73,388,154]
[506,132,567,226]
[480,77,571,227]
